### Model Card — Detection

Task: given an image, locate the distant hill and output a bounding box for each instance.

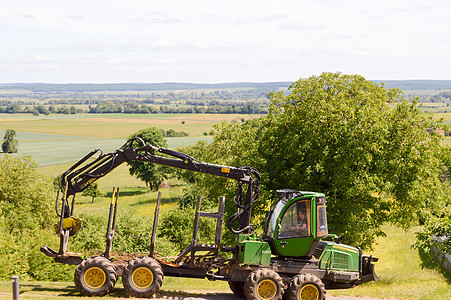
[0,82,291,93]
[374,80,451,90]
[1,80,451,93]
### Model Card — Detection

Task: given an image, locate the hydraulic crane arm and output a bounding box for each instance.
[57,138,260,234]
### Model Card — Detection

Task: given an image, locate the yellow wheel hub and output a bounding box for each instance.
[299,284,319,300]
[132,267,154,289]
[83,267,106,290]
[257,279,277,300]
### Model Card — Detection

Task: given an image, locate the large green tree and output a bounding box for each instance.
[127,127,168,190]
[182,73,447,250]
[259,72,445,249]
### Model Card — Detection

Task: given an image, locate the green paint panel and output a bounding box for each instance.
[237,235,271,265]
[319,242,360,272]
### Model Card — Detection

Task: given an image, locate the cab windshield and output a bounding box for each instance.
[278,199,310,239]
[264,200,286,239]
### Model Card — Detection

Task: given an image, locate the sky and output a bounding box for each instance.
[1,0,450,83]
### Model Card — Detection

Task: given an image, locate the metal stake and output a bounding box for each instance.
[12,276,19,300]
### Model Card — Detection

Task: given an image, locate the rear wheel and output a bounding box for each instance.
[122,256,164,298]
[74,256,117,296]
[285,274,326,300]
[244,269,284,300]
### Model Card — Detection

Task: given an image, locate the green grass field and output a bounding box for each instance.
[14,135,212,166]
[0,277,231,300]
[0,113,224,166]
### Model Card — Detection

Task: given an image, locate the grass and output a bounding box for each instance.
[1,131,212,166]
[18,139,124,166]
[1,225,448,299]
[0,278,230,299]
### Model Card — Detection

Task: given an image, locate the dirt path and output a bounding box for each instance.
[1,283,394,300]
[147,292,392,300]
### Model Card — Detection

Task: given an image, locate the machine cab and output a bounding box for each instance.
[263,189,328,257]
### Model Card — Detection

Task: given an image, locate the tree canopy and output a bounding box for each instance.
[82,182,101,203]
[2,129,18,153]
[127,127,168,190]
[181,73,448,250]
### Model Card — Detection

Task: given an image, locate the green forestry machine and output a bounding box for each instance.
[41,138,379,300]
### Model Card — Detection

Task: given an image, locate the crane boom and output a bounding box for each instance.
[57,138,260,234]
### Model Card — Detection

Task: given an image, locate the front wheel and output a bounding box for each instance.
[122,256,164,298]
[74,256,117,297]
[285,274,326,300]
[244,268,284,300]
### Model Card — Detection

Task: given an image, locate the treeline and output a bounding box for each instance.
[0,88,273,105]
[427,92,451,103]
[0,102,267,115]
[160,128,188,137]
[0,91,270,104]
[0,104,80,115]
[89,102,267,114]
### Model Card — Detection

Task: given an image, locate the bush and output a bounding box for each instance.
[70,211,180,256]
[71,215,105,252]
[0,155,53,233]
[0,155,61,280]
[0,224,76,281]
[158,207,216,253]
[413,213,451,266]
[25,231,75,281]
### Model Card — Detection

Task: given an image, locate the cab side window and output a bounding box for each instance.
[278,200,310,239]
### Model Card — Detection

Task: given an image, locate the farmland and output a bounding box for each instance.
[0,82,450,299]
[0,113,258,165]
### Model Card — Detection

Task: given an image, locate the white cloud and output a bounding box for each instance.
[277,19,325,30]
[33,56,52,62]
[133,12,180,23]
[392,50,408,57]
[66,15,84,20]
[1,0,451,82]
[236,14,288,24]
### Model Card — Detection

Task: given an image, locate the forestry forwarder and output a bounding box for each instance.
[41,138,379,300]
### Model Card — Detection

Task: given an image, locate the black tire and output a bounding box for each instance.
[122,256,164,298]
[229,281,245,299]
[285,274,326,300]
[244,269,284,300]
[74,256,117,297]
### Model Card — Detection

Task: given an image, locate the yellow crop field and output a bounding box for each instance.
[0,114,250,138]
